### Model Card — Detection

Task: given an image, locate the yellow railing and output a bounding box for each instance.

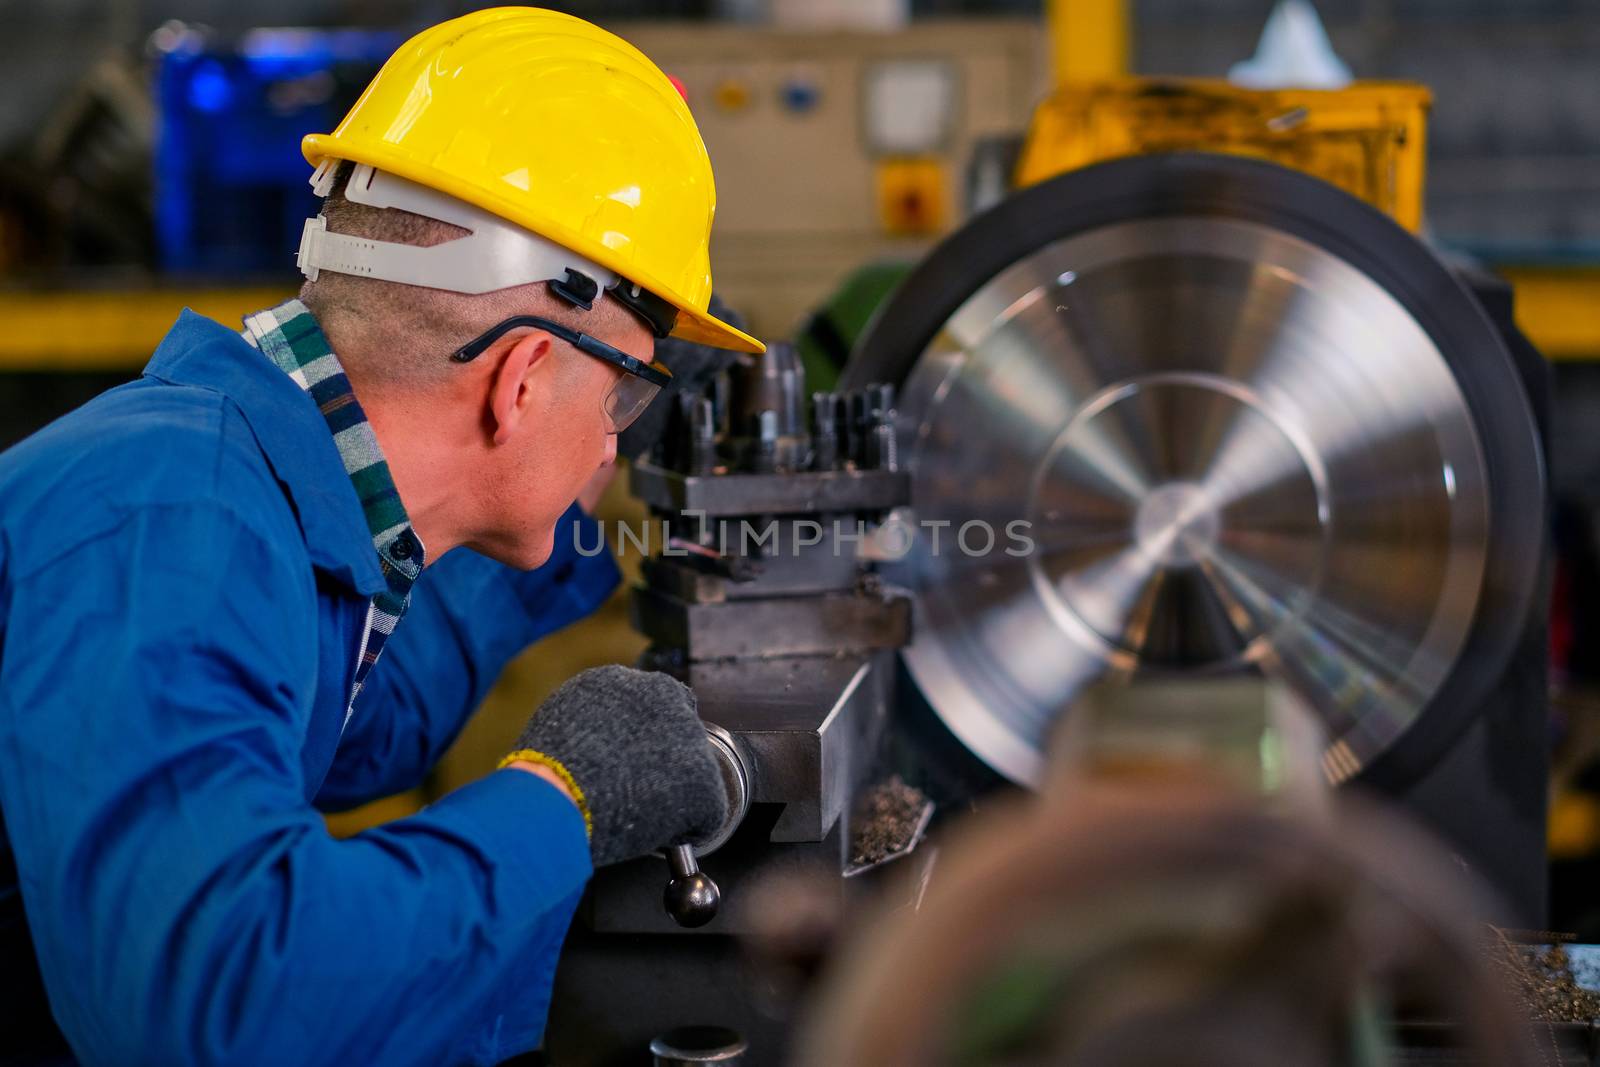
[0,286,297,371]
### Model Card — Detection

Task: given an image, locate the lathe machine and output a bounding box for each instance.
[544,151,1550,1066]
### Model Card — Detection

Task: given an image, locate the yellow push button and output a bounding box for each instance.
[875,156,948,236]
[713,78,751,113]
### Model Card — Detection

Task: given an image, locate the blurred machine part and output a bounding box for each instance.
[545,149,1550,1063]
[1053,675,1331,812]
[150,23,399,276]
[1015,78,1431,232]
[614,18,1048,339]
[1227,0,1352,89]
[794,261,912,389]
[0,53,154,277]
[800,785,1545,1066]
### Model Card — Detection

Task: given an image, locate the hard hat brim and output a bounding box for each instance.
[303,134,765,355]
[672,305,765,354]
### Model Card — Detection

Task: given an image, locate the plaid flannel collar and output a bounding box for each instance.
[241,299,424,692]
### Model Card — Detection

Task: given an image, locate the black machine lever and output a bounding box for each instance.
[660,723,751,928]
[663,843,721,928]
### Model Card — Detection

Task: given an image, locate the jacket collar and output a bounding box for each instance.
[142,309,387,596]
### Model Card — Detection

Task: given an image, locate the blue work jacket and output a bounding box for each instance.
[0,311,621,1066]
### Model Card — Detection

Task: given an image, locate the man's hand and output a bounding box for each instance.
[504,665,729,866]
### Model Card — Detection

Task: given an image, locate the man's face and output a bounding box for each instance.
[484,308,654,569]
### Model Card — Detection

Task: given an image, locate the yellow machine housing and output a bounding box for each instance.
[1015,78,1431,233]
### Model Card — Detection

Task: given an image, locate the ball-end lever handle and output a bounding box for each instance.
[663,842,721,928]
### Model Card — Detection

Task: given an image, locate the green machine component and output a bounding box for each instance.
[795,261,913,392]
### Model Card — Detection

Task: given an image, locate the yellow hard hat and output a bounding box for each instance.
[301,7,762,354]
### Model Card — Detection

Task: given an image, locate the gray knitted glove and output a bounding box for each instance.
[506,665,729,867]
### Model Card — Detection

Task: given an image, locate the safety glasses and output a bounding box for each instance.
[452,315,673,434]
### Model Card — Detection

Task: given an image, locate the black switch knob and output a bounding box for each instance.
[663,843,721,928]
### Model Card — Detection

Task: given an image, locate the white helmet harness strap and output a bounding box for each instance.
[295,161,677,338]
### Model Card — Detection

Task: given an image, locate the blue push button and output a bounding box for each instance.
[780,79,821,113]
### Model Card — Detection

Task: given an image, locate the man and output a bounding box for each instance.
[0,10,759,1065]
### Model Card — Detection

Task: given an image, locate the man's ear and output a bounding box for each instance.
[488,331,554,446]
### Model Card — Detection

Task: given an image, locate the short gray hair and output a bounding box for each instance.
[299,163,634,388]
